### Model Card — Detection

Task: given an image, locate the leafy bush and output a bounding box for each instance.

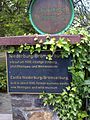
[0,56,7,91]
[38,27,90,120]
[40,84,88,120]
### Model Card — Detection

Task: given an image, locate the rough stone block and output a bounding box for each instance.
[34,99,43,107]
[13,109,25,120]
[28,111,52,120]
[12,99,32,107]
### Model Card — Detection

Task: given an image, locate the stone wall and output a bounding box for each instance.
[11,95,59,120]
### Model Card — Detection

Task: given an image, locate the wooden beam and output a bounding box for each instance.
[0,35,81,46]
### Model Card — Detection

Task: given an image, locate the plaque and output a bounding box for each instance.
[29,0,74,34]
[7,51,72,94]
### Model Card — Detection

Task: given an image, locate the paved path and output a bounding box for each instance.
[0,94,12,120]
[0,114,12,120]
[0,94,12,114]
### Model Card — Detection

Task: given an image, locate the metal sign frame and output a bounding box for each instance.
[29,0,74,34]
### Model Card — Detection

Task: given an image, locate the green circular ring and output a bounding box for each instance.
[29,0,74,34]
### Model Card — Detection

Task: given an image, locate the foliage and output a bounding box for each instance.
[83,80,90,97]
[0,0,35,37]
[40,84,88,120]
[7,26,90,119]
[0,60,7,90]
[83,80,90,119]
[73,0,90,29]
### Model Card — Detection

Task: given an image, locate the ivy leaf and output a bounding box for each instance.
[78,111,88,119]
[79,71,85,80]
[44,38,56,45]
[36,44,41,48]
[61,90,67,96]
[24,45,30,50]
[69,94,74,98]
[35,44,41,53]
[63,44,70,52]
[48,94,54,99]
[50,45,56,52]
[29,46,34,54]
[36,48,41,53]
[17,45,24,53]
[71,49,74,53]
[43,45,47,50]
[8,47,15,53]
[66,86,70,91]
[71,87,77,92]
[88,89,90,93]
[46,54,52,60]
[43,40,50,45]
[87,66,90,72]
[56,40,63,48]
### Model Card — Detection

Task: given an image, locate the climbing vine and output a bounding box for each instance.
[7,26,90,119]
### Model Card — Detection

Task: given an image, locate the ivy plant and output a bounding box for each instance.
[40,84,88,120]
[7,26,90,119]
[0,60,7,91]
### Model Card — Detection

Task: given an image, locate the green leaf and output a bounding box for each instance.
[87,66,90,72]
[71,87,77,92]
[50,45,56,52]
[24,45,30,50]
[46,54,52,60]
[43,40,50,45]
[56,40,63,48]
[29,46,34,54]
[36,44,41,48]
[8,47,15,53]
[43,45,47,50]
[36,47,41,53]
[63,44,70,51]
[79,71,84,80]
[18,46,23,53]
[66,86,71,91]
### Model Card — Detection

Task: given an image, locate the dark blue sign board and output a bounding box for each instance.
[7,51,72,94]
